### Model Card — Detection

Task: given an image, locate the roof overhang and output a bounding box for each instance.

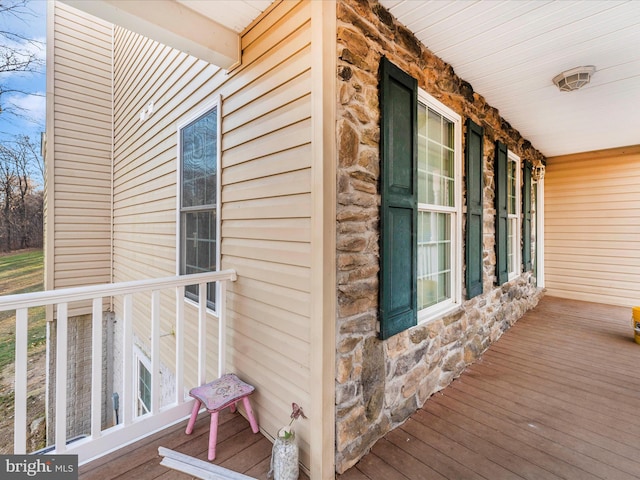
[379,0,640,157]
[62,0,241,70]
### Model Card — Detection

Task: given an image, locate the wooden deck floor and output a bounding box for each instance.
[338,296,640,480]
[79,407,310,479]
[80,296,640,479]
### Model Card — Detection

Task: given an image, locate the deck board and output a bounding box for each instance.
[80,296,640,479]
[79,410,310,480]
[339,296,640,480]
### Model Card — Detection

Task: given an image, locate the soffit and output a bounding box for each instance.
[67,1,640,157]
[379,0,640,157]
[176,0,273,33]
[62,0,274,69]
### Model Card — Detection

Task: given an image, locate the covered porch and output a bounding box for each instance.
[79,295,640,479]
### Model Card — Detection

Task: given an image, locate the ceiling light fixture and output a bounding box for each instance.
[552,66,596,92]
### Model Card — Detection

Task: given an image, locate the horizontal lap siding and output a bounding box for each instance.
[51,3,112,314]
[222,2,313,468]
[111,27,223,388]
[111,1,313,456]
[545,147,640,307]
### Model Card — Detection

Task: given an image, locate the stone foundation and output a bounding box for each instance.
[46,313,115,446]
[335,0,545,472]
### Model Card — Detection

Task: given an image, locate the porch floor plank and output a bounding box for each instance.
[338,296,640,480]
[79,297,640,479]
[79,408,310,480]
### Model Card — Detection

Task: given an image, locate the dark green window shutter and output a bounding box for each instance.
[465,119,484,299]
[494,141,508,285]
[522,161,532,271]
[379,57,417,340]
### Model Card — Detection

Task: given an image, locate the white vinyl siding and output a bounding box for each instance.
[47,3,113,316]
[110,0,313,468]
[223,2,313,466]
[111,26,218,404]
[545,146,640,307]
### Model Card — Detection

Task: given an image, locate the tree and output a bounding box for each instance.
[0,1,44,251]
[0,135,42,251]
[0,0,45,121]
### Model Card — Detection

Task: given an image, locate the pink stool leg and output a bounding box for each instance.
[229,401,237,413]
[185,400,201,435]
[242,396,259,434]
[208,411,219,461]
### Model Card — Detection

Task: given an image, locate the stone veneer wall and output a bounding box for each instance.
[335,0,546,472]
[46,314,114,447]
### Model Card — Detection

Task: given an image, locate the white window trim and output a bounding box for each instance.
[535,178,545,288]
[134,346,151,418]
[175,97,222,315]
[417,89,462,325]
[507,150,521,280]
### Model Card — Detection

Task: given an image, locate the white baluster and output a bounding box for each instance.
[55,303,68,452]
[122,294,133,425]
[14,307,28,454]
[175,286,184,404]
[91,298,103,438]
[151,290,160,415]
[198,283,206,385]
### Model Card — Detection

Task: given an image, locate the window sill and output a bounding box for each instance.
[508,271,522,282]
[184,297,218,318]
[417,300,462,326]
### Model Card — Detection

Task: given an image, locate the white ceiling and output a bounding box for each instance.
[176,0,273,33]
[379,0,640,157]
[126,0,640,158]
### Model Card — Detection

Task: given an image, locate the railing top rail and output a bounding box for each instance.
[0,270,237,312]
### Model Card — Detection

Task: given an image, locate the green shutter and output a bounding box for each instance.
[465,119,484,299]
[379,57,417,340]
[522,161,532,271]
[495,141,508,285]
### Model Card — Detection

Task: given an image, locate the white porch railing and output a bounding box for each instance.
[0,270,236,465]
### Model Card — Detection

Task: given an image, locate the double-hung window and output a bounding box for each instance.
[178,103,219,310]
[416,92,462,320]
[507,151,521,279]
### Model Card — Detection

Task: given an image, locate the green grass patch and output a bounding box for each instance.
[0,250,45,371]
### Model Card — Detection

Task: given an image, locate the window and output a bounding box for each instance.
[178,103,219,310]
[507,151,521,279]
[495,141,518,285]
[136,354,151,416]
[416,92,462,321]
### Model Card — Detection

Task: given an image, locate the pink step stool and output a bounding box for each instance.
[185,373,259,460]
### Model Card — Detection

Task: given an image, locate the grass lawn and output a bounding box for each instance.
[0,249,45,371]
[0,249,46,453]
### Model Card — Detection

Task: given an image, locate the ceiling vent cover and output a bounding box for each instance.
[553,66,596,92]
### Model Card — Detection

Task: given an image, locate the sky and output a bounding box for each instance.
[0,0,47,145]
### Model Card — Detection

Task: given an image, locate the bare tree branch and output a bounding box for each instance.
[0,134,43,250]
[0,0,45,120]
